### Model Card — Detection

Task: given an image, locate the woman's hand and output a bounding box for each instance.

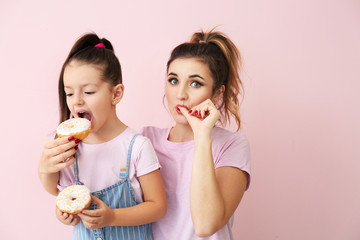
[179,99,220,139]
[78,195,115,229]
[56,207,80,226]
[39,136,79,174]
[39,136,79,195]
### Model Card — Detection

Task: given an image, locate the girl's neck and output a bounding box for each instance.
[83,115,127,144]
[168,124,194,142]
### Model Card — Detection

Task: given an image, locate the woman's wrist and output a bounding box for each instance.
[194,133,212,149]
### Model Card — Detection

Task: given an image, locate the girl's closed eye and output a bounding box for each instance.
[85,91,95,95]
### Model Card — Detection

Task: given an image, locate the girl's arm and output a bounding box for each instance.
[179,99,248,237]
[39,136,78,195]
[78,169,166,228]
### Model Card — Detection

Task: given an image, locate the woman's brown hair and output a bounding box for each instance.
[167,28,243,130]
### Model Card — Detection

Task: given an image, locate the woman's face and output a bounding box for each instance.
[165,57,215,125]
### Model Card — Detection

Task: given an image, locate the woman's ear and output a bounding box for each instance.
[112,84,124,105]
[212,85,225,104]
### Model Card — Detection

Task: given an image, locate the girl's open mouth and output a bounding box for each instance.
[78,111,92,122]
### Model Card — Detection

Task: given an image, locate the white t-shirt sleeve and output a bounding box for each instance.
[134,136,161,177]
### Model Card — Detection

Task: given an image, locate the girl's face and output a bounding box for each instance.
[63,61,117,135]
[166,58,215,125]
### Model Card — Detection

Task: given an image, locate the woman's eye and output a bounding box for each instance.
[65,93,73,97]
[191,81,203,88]
[85,91,95,95]
[168,78,178,85]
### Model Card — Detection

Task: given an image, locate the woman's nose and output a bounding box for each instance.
[176,85,188,100]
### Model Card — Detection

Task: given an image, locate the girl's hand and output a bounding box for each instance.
[39,136,79,174]
[179,99,220,138]
[78,195,115,229]
[56,207,80,226]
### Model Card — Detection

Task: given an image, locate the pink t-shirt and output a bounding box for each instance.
[58,127,161,202]
[141,126,251,240]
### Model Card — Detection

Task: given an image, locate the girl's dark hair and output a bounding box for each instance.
[58,33,122,124]
[167,28,243,130]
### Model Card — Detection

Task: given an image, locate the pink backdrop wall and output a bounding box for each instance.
[1,0,359,239]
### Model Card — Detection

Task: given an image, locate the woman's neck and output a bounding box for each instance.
[168,124,194,142]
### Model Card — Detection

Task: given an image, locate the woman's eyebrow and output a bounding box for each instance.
[189,74,204,80]
[168,72,204,80]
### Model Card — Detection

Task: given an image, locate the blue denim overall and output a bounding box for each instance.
[72,134,153,240]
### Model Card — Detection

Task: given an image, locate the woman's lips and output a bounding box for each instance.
[175,104,189,114]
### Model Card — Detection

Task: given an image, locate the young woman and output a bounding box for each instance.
[142,29,251,239]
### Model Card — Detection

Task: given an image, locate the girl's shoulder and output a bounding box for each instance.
[125,127,153,147]
[124,127,159,162]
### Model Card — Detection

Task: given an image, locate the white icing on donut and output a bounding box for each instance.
[56,185,91,213]
[57,118,91,136]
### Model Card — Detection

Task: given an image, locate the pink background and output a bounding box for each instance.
[1,0,359,239]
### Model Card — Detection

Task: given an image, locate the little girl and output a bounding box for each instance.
[39,33,166,240]
[141,29,251,239]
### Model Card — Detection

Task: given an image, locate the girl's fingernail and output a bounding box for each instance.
[68,136,74,141]
[189,110,192,114]
[195,110,198,116]
[176,107,180,112]
[75,146,78,151]
[75,139,81,144]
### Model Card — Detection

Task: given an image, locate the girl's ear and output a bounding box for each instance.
[112,84,124,105]
[212,85,225,105]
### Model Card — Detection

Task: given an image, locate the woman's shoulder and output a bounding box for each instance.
[211,126,250,154]
[211,127,251,179]
[140,126,169,140]
[212,126,248,143]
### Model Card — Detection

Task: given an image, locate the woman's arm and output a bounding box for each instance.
[191,137,248,236]
[179,99,248,237]
[78,169,167,228]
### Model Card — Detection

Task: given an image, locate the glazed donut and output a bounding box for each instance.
[56,185,92,214]
[57,118,91,140]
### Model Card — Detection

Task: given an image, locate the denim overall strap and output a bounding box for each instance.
[74,153,80,185]
[125,134,139,177]
[72,134,153,240]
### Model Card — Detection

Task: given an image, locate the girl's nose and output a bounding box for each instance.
[74,93,84,105]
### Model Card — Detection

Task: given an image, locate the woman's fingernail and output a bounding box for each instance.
[75,139,81,144]
[189,110,192,114]
[195,110,198,116]
[75,146,78,151]
[176,107,180,112]
[68,136,74,141]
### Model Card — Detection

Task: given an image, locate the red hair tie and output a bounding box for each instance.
[94,43,106,48]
